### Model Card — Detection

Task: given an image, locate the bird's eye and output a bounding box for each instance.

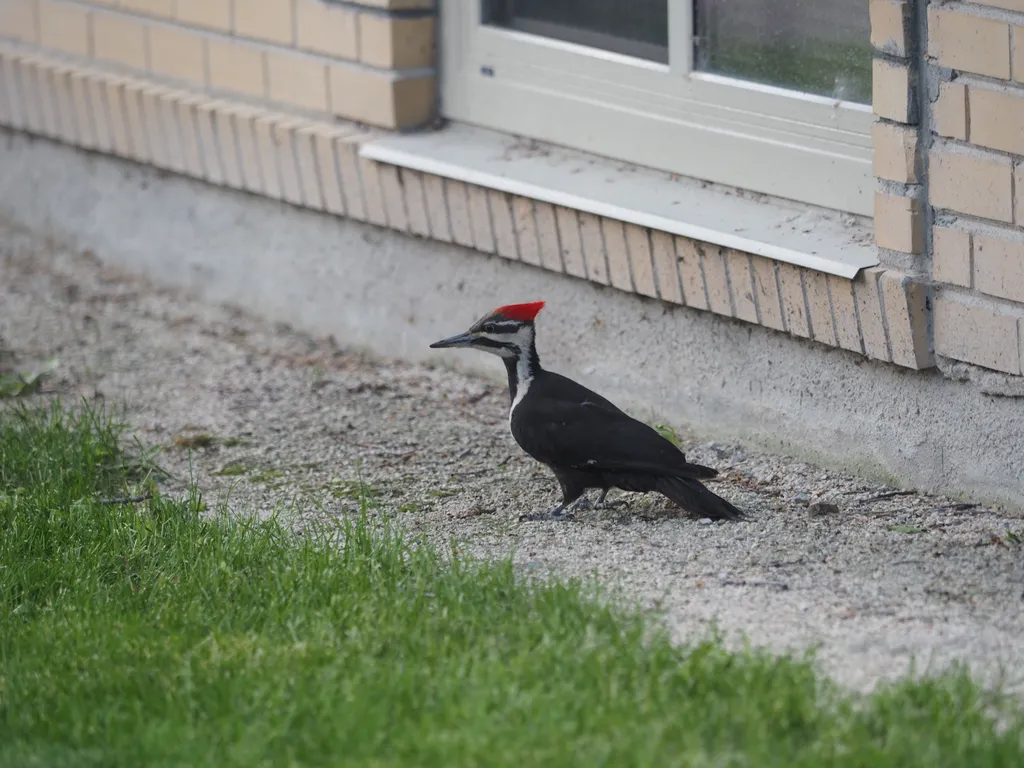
[480,324,496,334]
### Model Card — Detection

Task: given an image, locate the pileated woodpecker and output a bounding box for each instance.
[430,301,746,522]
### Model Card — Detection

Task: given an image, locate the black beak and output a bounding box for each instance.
[429,332,477,349]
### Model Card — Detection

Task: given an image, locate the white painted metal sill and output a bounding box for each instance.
[359,123,878,280]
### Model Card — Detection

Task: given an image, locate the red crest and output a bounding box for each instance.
[493,301,545,322]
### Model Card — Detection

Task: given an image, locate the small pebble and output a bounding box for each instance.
[699,517,714,525]
[794,492,811,506]
[808,501,840,517]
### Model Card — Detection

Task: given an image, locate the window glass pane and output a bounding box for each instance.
[695,0,871,103]
[484,0,669,64]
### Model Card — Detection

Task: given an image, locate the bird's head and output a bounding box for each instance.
[429,301,545,359]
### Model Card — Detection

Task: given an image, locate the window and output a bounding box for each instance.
[439,1,873,216]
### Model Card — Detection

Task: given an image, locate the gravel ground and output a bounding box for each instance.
[3,234,1024,694]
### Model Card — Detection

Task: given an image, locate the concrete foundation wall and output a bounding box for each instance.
[3,132,1023,510]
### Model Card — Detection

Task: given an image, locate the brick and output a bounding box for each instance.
[1016,163,1024,224]
[870,0,911,57]
[676,237,708,310]
[932,227,972,287]
[872,121,918,183]
[513,197,541,266]
[777,263,810,338]
[122,0,174,18]
[702,245,731,316]
[51,67,78,144]
[16,59,45,135]
[280,119,311,206]
[974,233,1024,304]
[0,0,38,43]
[358,14,434,70]
[330,67,434,129]
[934,294,1021,373]
[30,63,59,139]
[311,127,347,215]
[578,212,608,284]
[873,59,916,123]
[176,97,205,179]
[874,191,923,254]
[1016,26,1024,82]
[140,86,171,168]
[930,149,1013,223]
[234,0,293,45]
[0,56,24,130]
[391,75,434,128]
[176,0,231,31]
[296,0,357,59]
[267,51,329,112]
[401,169,431,238]
[295,127,325,211]
[94,13,148,69]
[148,23,206,85]
[931,82,967,141]
[445,179,474,248]
[422,174,451,241]
[231,108,263,195]
[487,189,517,259]
[208,39,266,98]
[68,71,95,148]
[928,7,1011,79]
[213,107,244,189]
[385,164,417,228]
[85,73,114,152]
[121,81,151,162]
[854,267,891,362]
[194,101,225,185]
[358,154,388,225]
[828,275,864,353]
[160,90,188,174]
[968,87,1024,155]
[252,116,283,199]
[334,136,368,221]
[378,163,408,228]
[650,230,682,304]
[624,224,657,298]
[750,255,785,331]
[804,270,837,347]
[534,201,563,273]
[554,206,587,279]
[724,249,758,324]
[39,0,90,56]
[602,219,632,291]
[466,184,495,253]
[881,272,933,369]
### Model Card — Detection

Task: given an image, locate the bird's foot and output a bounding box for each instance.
[518,506,575,522]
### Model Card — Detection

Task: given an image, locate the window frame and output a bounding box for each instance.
[438,1,874,217]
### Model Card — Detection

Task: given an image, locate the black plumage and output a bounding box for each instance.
[430,302,747,522]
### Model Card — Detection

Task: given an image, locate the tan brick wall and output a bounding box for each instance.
[922,1,1024,376]
[0,0,436,130]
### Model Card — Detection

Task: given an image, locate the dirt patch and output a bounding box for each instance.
[3,235,1023,694]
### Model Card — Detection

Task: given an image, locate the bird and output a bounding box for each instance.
[429,301,746,522]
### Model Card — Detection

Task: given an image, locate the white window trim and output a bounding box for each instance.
[439,1,874,217]
[360,124,877,279]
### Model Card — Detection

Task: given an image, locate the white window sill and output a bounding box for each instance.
[359,123,877,279]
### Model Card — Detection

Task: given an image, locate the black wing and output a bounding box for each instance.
[511,376,715,479]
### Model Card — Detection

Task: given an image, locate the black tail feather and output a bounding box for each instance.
[656,476,747,521]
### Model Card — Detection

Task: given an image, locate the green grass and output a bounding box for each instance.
[1,402,1023,767]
